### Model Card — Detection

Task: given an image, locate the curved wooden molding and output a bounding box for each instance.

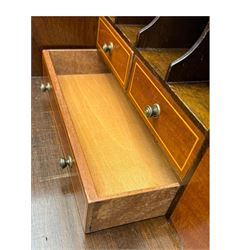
[136,17,208,48]
[166,23,209,82]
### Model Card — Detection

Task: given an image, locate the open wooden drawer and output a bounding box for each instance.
[42,49,179,233]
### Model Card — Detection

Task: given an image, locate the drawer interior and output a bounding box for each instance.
[48,50,179,198]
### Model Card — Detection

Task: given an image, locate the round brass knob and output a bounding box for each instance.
[102,42,113,53]
[144,104,161,118]
[59,156,74,169]
[40,83,52,92]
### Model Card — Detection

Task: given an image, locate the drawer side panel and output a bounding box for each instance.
[97,17,133,88]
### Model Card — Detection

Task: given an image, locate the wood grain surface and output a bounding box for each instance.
[97,17,133,88]
[113,17,155,25]
[128,56,205,181]
[43,50,181,232]
[58,73,178,197]
[43,50,98,201]
[32,76,182,249]
[49,49,110,75]
[169,81,209,130]
[32,17,98,76]
[171,148,209,250]
[117,24,144,46]
[139,48,188,80]
[167,24,209,82]
[137,17,208,48]
[89,185,179,232]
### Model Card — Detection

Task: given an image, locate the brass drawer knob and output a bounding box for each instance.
[40,82,52,92]
[102,42,113,53]
[144,104,161,118]
[59,155,74,169]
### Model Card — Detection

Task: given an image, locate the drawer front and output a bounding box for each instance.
[128,57,205,180]
[97,17,133,88]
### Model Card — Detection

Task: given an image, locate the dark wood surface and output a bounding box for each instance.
[32,16,98,76]
[137,17,208,48]
[139,48,188,80]
[119,17,210,83]
[32,76,182,249]
[117,25,144,46]
[113,17,155,25]
[171,148,209,250]
[167,24,209,82]
[106,17,209,136]
[169,82,209,130]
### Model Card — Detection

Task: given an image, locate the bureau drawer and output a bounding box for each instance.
[128,56,205,180]
[42,49,179,233]
[97,17,133,88]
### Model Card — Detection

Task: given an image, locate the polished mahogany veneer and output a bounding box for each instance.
[171,148,209,249]
[128,56,205,181]
[96,17,133,88]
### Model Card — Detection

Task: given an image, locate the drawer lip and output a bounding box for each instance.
[42,49,179,202]
[128,61,199,172]
[89,182,179,203]
[97,17,132,87]
[43,49,98,202]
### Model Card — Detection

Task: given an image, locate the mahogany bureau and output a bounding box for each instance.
[41,16,209,233]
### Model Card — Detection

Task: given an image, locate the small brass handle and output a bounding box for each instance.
[102,42,113,53]
[59,156,74,169]
[40,83,52,92]
[144,104,161,118]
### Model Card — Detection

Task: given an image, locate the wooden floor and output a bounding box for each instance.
[31,76,182,249]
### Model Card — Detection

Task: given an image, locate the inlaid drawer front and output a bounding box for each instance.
[97,17,133,88]
[128,57,205,180]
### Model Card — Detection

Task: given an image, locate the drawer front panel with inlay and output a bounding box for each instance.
[128,56,205,180]
[97,17,133,88]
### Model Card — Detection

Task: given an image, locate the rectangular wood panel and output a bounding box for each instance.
[171,148,209,249]
[128,56,205,180]
[32,16,98,76]
[97,17,133,88]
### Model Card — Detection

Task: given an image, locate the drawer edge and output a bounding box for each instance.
[86,184,179,233]
[42,49,98,202]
